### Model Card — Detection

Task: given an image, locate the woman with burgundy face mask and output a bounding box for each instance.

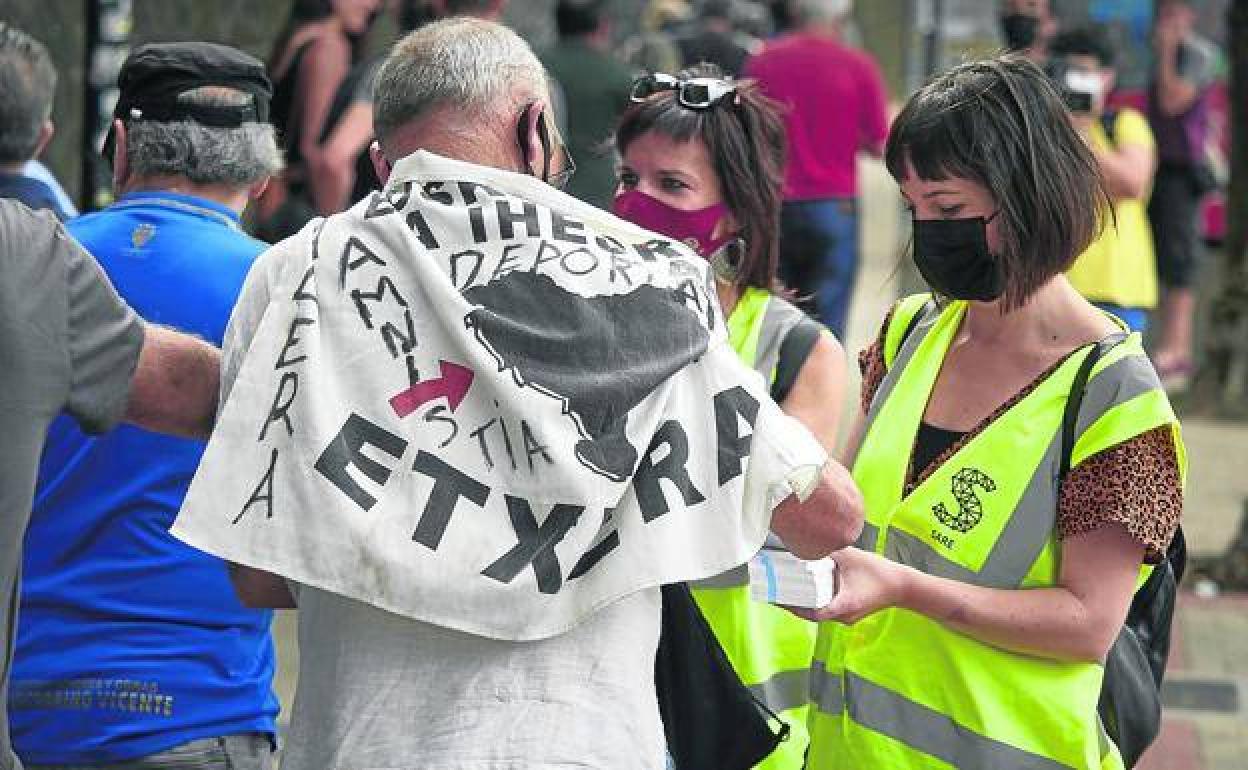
[614,64,848,767]
[614,65,847,452]
[800,56,1185,770]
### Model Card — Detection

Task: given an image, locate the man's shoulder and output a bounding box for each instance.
[1111,107,1155,144]
[71,202,267,261]
[243,217,322,292]
[0,174,64,220]
[0,197,60,259]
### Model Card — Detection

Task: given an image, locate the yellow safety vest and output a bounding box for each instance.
[692,287,821,770]
[807,294,1186,770]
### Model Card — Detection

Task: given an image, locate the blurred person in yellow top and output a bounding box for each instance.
[1050,26,1158,333]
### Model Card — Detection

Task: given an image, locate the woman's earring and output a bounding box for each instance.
[710,238,745,284]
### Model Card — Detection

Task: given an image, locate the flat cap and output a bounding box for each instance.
[104,41,272,158]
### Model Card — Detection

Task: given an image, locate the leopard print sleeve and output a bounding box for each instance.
[858,308,894,414]
[1057,425,1182,563]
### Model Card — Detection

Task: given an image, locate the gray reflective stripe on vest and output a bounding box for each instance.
[689,564,750,590]
[1073,352,1163,442]
[749,668,811,714]
[884,434,1061,589]
[753,296,807,384]
[856,521,880,552]
[842,671,1074,770]
[809,660,844,715]
[852,303,940,468]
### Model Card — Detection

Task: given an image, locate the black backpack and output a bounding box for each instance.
[1063,336,1186,768]
[655,582,789,770]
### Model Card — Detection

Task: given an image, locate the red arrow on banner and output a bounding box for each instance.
[389,360,475,418]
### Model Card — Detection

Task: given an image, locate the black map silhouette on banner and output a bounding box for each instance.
[462,271,710,482]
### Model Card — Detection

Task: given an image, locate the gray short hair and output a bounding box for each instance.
[0,23,56,164]
[373,18,549,142]
[125,86,283,187]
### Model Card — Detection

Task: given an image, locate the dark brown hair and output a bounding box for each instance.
[885,55,1111,309]
[614,63,788,291]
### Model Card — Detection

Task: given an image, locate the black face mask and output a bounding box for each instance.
[912,215,1006,302]
[1001,13,1040,50]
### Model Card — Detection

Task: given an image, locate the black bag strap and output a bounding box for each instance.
[896,300,927,359]
[1060,333,1128,479]
[1101,108,1120,148]
[771,318,822,404]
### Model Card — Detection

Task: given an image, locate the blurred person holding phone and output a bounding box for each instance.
[1049,26,1159,334]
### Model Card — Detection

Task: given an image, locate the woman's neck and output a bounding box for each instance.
[960,275,1109,352]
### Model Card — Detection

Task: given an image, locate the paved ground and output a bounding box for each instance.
[269,158,1248,768]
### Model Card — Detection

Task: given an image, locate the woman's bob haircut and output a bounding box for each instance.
[885,55,1111,310]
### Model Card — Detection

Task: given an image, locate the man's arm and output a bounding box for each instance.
[1093,140,1155,200]
[771,458,864,560]
[123,324,221,439]
[1153,26,1205,116]
[229,563,296,608]
[858,55,890,158]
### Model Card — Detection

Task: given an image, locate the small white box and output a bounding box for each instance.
[747,548,838,609]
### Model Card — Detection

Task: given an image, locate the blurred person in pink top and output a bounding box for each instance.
[744,0,887,340]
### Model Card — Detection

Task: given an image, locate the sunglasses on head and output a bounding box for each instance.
[629,73,738,110]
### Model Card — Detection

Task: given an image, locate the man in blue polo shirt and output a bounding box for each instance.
[10,42,283,770]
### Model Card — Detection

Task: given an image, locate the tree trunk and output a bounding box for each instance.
[1198,1,1248,414]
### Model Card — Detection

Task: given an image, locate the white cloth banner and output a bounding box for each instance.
[173,151,827,640]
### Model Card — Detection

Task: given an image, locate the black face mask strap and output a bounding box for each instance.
[516,102,553,183]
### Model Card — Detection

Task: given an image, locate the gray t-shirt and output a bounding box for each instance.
[223,228,666,770]
[0,200,143,769]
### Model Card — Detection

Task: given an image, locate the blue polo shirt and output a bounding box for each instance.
[10,192,278,764]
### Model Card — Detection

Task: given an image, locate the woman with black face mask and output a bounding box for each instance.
[1000,0,1056,62]
[799,56,1185,770]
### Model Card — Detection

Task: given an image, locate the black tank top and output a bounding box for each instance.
[269,43,312,167]
[912,421,966,482]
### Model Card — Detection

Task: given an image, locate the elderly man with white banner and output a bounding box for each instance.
[172,17,863,770]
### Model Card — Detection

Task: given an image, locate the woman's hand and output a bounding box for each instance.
[792,547,912,625]
[793,525,1146,662]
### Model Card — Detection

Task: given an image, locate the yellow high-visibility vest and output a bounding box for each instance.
[806,294,1186,770]
[692,286,822,770]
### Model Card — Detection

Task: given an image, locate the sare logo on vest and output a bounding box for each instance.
[931,468,997,534]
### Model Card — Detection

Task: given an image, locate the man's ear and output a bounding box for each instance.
[33,120,54,160]
[111,119,128,192]
[369,140,392,186]
[247,177,271,201]
[518,102,545,177]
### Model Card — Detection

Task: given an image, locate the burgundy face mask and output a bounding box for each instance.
[612,189,733,258]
